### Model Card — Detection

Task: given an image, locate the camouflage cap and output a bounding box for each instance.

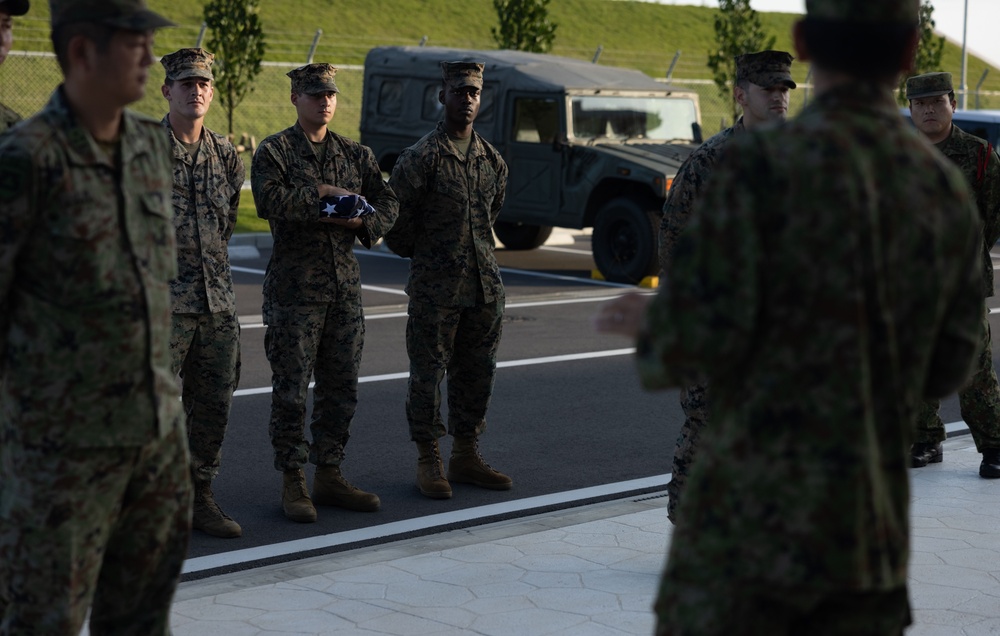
[161,48,214,82]
[735,50,796,89]
[805,0,919,23]
[287,63,339,95]
[441,61,484,89]
[0,0,30,17]
[49,0,175,30]
[906,72,954,100]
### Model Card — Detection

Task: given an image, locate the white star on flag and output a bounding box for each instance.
[322,202,338,217]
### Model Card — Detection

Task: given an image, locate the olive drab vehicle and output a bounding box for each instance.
[361,46,703,283]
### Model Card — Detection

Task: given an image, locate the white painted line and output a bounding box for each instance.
[181,473,671,575]
[232,348,636,398]
[539,245,594,255]
[500,265,634,288]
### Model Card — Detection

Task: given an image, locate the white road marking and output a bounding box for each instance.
[233,348,636,398]
[181,474,671,575]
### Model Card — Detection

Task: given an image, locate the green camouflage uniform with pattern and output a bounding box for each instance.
[0,3,190,632]
[659,50,794,523]
[641,2,983,632]
[161,48,245,536]
[384,65,509,446]
[0,103,20,131]
[252,64,398,473]
[907,72,1000,467]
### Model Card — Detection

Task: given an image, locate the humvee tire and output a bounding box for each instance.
[494,221,554,250]
[592,197,658,284]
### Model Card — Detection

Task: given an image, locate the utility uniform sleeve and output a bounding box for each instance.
[0,142,35,369]
[384,148,429,258]
[637,142,761,389]
[224,147,244,242]
[251,137,319,222]
[979,147,1000,249]
[356,144,398,249]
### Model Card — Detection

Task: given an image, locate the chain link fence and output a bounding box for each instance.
[3,18,1000,153]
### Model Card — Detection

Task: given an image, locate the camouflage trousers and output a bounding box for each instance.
[264,300,364,471]
[171,311,241,484]
[405,298,504,442]
[667,381,709,523]
[0,427,191,635]
[915,307,1000,451]
[655,579,909,635]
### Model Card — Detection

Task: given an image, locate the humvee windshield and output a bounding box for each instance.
[571,95,698,142]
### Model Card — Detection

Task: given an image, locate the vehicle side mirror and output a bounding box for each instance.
[692,122,703,144]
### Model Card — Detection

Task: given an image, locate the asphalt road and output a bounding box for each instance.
[185,232,976,579]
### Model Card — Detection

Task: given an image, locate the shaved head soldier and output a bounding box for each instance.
[906,71,1000,479]
[596,0,983,632]
[658,49,796,523]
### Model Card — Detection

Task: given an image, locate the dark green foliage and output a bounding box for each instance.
[204,0,267,135]
[706,0,776,124]
[491,0,557,53]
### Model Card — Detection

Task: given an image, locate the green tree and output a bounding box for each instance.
[898,1,946,105]
[491,0,557,53]
[706,0,776,126]
[204,0,267,135]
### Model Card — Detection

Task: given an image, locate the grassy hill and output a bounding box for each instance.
[3,0,999,144]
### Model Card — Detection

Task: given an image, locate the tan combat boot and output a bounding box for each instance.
[192,481,242,538]
[282,468,318,523]
[448,436,512,490]
[416,440,453,499]
[313,465,380,512]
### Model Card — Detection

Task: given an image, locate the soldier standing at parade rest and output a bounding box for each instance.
[160,47,245,537]
[384,61,512,500]
[0,1,192,634]
[595,0,983,632]
[906,71,1000,479]
[658,49,796,523]
[252,63,398,523]
[0,0,28,130]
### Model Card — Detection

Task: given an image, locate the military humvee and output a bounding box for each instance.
[361,46,702,283]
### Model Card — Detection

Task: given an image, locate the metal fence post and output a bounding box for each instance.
[306,29,323,64]
[196,22,206,48]
[592,46,603,64]
[976,69,989,110]
[665,51,681,82]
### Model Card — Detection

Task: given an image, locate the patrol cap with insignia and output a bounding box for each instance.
[161,48,214,82]
[0,0,30,17]
[805,0,919,23]
[287,63,339,95]
[49,0,175,30]
[905,72,954,100]
[735,50,796,89]
[441,61,484,89]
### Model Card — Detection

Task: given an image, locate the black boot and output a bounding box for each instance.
[980,449,1000,479]
[911,441,943,468]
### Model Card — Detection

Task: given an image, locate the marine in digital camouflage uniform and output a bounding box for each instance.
[596,0,984,632]
[659,49,796,523]
[384,61,512,500]
[906,71,1000,478]
[0,1,190,634]
[0,0,29,131]
[252,63,398,523]
[160,47,245,537]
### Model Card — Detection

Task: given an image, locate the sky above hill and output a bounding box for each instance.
[650,0,1000,73]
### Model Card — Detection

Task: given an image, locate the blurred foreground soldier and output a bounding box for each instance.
[252,63,398,523]
[659,49,796,523]
[906,71,1000,478]
[595,0,984,632]
[0,1,191,634]
[0,0,29,130]
[384,61,511,499]
[161,47,245,537]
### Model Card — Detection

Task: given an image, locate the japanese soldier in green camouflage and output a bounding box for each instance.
[161,47,245,537]
[0,0,191,633]
[907,71,1000,478]
[659,49,796,523]
[384,61,512,500]
[596,0,983,632]
[0,0,29,130]
[252,63,398,523]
